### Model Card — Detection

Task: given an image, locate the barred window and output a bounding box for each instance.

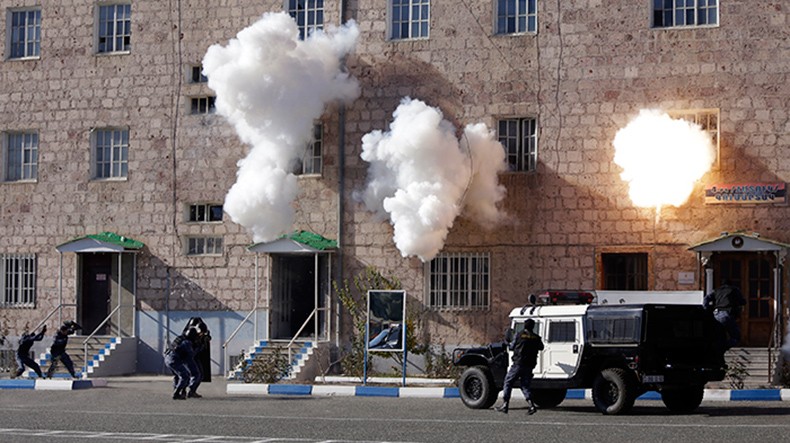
[427,252,490,310]
[8,9,41,59]
[287,0,324,40]
[187,237,223,256]
[653,0,718,28]
[496,0,537,35]
[188,204,223,222]
[498,117,537,172]
[669,109,719,169]
[97,3,131,54]
[1,254,36,308]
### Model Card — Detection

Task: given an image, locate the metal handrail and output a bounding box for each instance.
[81,304,133,379]
[222,308,257,376]
[767,308,782,384]
[32,303,77,332]
[285,307,330,366]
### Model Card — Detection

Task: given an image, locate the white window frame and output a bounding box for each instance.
[296,123,323,176]
[3,131,38,182]
[668,108,720,169]
[426,252,490,310]
[7,8,41,59]
[495,0,538,35]
[96,2,131,54]
[186,237,224,256]
[190,96,216,115]
[498,117,537,172]
[652,0,718,29]
[286,0,324,40]
[92,127,129,180]
[389,0,430,40]
[187,203,223,223]
[1,253,36,308]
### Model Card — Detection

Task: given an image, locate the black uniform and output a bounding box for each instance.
[15,326,46,378]
[46,324,79,379]
[495,320,544,414]
[705,282,746,349]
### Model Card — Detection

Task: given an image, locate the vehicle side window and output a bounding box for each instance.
[587,316,640,344]
[512,320,541,335]
[548,321,576,343]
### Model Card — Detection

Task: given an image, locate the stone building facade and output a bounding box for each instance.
[1,1,788,375]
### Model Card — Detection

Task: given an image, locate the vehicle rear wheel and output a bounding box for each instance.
[661,385,704,413]
[531,388,568,409]
[458,366,498,409]
[592,368,636,415]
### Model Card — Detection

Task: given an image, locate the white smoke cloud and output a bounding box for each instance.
[359,98,507,262]
[613,109,715,210]
[203,12,360,242]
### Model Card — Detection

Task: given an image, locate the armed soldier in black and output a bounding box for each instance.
[495,318,544,415]
[14,325,46,378]
[46,321,82,379]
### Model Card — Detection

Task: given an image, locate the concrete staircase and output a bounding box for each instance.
[707,347,777,389]
[30,336,122,379]
[227,341,314,382]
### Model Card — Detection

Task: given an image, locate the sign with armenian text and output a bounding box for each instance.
[705,182,786,204]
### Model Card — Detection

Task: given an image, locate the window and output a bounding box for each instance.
[187,237,223,256]
[668,109,719,168]
[653,0,718,28]
[496,0,537,35]
[602,253,648,290]
[97,3,131,53]
[190,97,216,115]
[587,316,641,344]
[190,66,207,83]
[4,131,38,182]
[390,0,430,40]
[427,252,490,309]
[287,0,324,40]
[1,254,36,308]
[189,204,223,222]
[498,118,537,172]
[94,128,129,179]
[8,9,41,59]
[294,123,322,175]
[548,321,576,343]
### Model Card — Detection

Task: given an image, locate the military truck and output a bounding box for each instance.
[453,294,726,415]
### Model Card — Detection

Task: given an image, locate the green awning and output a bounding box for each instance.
[248,230,336,254]
[56,232,144,253]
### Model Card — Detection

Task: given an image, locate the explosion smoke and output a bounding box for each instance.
[203,12,360,242]
[359,98,507,262]
[613,109,715,211]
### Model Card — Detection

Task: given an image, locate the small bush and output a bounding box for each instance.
[242,346,292,384]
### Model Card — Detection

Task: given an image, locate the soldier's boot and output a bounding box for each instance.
[494,401,509,414]
[187,389,202,399]
[527,399,538,415]
[173,388,187,400]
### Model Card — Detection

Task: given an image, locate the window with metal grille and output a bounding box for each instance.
[1,254,36,308]
[668,109,719,169]
[548,321,576,343]
[287,0,324,40]
[496,0,537,35]
[390,0,430,40]
[653,0,718,28]
[602,253,648,290]
[427,252,490,310]
[8,9,41,59]
[94,128,129,179]
[4,131,38,181]
[188,204,223,223]
[190,96,216,115]
[187,237,223,256]
[97,3,131,54]
[498,117,537,172]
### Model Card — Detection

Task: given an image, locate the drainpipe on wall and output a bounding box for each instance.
[335,0,347,349]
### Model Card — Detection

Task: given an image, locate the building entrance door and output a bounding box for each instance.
[80,253,112,335]
[714,253,773,347]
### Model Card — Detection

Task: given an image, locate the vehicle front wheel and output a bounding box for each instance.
[592,368,636,415]
[531,388,568,409]
[661,385,704,413]
[458,366,498,409]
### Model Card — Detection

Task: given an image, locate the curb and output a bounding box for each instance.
[0,379,106,390]
[227,384,790,402]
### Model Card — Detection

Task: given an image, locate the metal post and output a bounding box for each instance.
[254,254,259,341]
[59,252,63,325]
[705,267,714,295]
[314,253,318,342]
[117,253,122,336]
[363,321,369,386]
[402,323,407,387]
[133,253,137,337]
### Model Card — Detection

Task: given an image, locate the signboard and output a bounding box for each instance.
[366,290,406,352]
[705,182,786,204]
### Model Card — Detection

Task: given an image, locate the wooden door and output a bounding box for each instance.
[714,253,773,347]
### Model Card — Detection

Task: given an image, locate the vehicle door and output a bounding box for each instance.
[542,317,583,379]
[508,318,544,375]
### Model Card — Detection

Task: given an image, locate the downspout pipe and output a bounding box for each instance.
[335,0,347,349]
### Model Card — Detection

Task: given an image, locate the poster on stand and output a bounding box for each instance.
[366,290,406,352]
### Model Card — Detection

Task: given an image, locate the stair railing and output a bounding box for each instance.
[767,307,782,384]
[285,307,329,369]
[222,308,257,377]
[32,303,77,332]
[81,304,133,379]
